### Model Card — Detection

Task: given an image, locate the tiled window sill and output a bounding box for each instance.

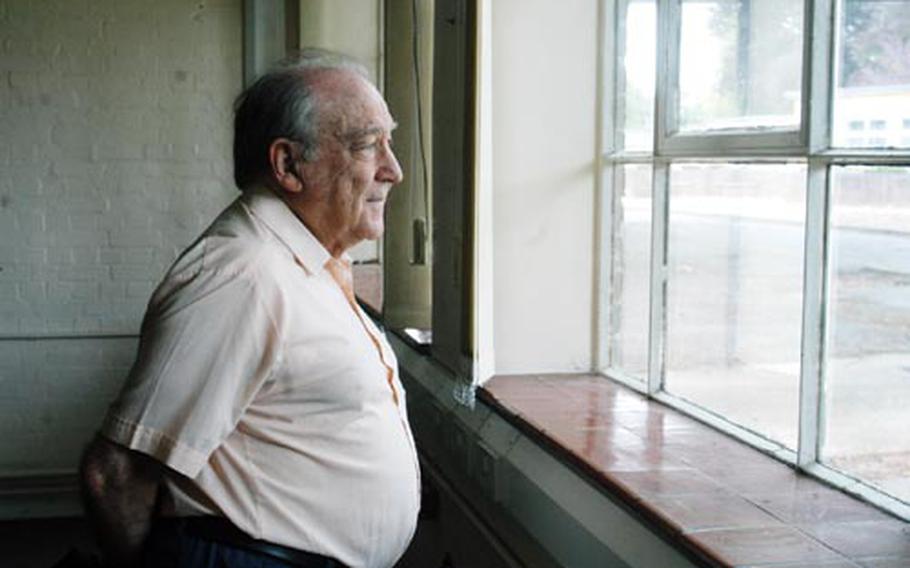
[480,374,910,568]
[352,263,383,314]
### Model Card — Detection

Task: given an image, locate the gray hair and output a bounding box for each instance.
[232,48,370,191]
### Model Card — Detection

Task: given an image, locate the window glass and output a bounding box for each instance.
[677,0,803,133]
[665,163,806,448]
[822,165,910,505]
[603,0,909,520]
[832,0,910,149]
[621,0,656,151]
[609,164,653,379]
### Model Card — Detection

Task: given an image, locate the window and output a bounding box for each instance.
[825,165,910,506]
[676,0,802,134]
[666,162,806,448]
[602,0,910,519]
[381,0,478,389]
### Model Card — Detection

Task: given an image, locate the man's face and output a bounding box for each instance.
[297,71,403,254]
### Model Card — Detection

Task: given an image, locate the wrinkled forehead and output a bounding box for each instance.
[309,69,395,136]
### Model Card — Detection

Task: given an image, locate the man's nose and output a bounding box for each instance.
[378,143,404,185]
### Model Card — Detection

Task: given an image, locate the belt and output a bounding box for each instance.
[167,516,348,568]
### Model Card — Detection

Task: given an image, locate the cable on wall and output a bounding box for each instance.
[410,0,431,265]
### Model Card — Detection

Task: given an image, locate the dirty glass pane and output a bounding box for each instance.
[610,164,653,380]
[822,165,910,504]
[665,163,806,448]
[678,0,803,133]
[621,0,657,150]
[832,0,910,149]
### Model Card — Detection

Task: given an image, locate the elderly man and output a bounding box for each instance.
[79,50,420,568]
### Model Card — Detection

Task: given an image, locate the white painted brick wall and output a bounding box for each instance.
[0,0,242,477]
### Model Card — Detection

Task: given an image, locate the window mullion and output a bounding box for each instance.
[602,0,619,155]
[654,0,675,157]
[804,0,835,153]
[797,0,834,469]
[613,0,628,152]
[798,159,830,467]
[647,160,669,395]
[596,0,617,372]
[599,164,618,372]
[648,0,672,396]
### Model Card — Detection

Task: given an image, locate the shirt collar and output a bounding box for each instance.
[242,185,334,275]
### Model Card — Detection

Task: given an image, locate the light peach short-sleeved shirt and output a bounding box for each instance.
[102,185,421,568]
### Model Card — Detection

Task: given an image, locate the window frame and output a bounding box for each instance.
[598,0,910,521]
[656,0,810,157]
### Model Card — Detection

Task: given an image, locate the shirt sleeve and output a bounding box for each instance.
[101,265,283,479]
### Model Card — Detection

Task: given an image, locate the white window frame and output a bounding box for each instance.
[656,0,808,156]
[598,0,910,521]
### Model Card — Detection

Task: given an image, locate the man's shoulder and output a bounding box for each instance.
[200,198,291,272]
[150,199,295,308]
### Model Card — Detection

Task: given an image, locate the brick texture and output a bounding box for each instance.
[0,0,242,476]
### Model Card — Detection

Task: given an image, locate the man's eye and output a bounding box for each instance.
[352,139,379,152]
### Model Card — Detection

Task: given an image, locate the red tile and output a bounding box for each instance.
[611,469,728,497]
[519,409,602,432]
[503,395,578,416]
[800,520,910,559]
[711,462,822,496]
[620,407,716,433]
[657,425,747,450]
[666,442,782,474]
[544,423,645,463]
[749,488,895,525]
[689,526,846,566]
[645,493,781,532]
[589,445,690,473]
[482,372,903,568]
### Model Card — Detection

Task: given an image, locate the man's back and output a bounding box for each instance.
[104,186,420,567]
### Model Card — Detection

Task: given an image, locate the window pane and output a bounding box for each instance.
[665,163,806,448]
[678,0,803,133]
[610,164,653,379]
[832,0,910,149]
[823,166,910,504]
[621,0,656,150]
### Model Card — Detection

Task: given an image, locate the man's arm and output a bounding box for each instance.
[79,434,163,567]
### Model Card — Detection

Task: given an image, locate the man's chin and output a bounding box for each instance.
[356,224,385,243]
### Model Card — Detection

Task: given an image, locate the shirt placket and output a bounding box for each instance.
[325,258,422,506]
[325,258,399,406]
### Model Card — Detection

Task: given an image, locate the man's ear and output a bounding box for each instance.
[267,138,305,194]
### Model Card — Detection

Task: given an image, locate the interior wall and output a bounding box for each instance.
[0,0,242,479]
[490,0,599,373]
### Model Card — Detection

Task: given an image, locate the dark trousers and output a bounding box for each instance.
[143,518,341,568]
